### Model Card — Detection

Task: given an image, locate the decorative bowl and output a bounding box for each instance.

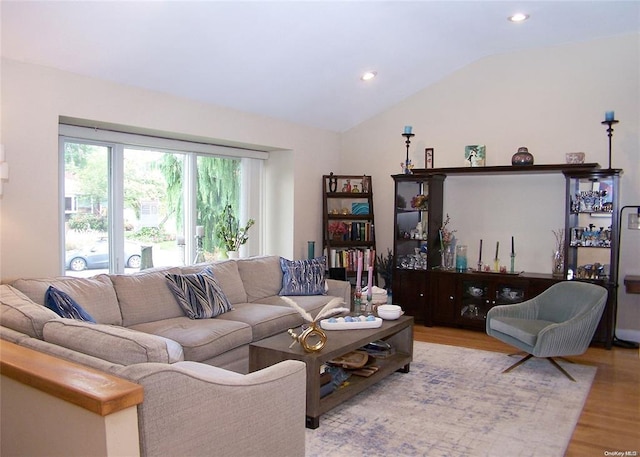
[468,287,483,297]
[565,152,585,164]
[377,304,403,320]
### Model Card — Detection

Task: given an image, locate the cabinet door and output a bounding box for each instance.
[431,271,456,326]
[458,277,528,329]
[393,269,428,324]
[494,280,527,306]
[458,278,491,328]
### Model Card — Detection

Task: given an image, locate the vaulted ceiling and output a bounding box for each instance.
[2,1,639,132]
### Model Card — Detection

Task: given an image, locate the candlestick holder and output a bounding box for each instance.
[493,258,500,273]
[353,286,362,314]
[402,132,415,174]
[510,253,516,274]
[194,234,205,263]
[601,118,619,169]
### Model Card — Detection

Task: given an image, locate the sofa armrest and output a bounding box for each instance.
[326,279,351,308]
[119,359,306,457]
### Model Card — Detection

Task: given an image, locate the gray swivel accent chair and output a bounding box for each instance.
[486,281,608,381]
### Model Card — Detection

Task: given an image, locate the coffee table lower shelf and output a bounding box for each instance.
[311,351,411,428]
[249,315,414,429]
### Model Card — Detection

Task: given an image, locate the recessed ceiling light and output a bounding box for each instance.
[508,13,529,22]
[361,71,377,81]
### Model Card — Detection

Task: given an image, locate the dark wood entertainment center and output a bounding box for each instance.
[391,164,621,348]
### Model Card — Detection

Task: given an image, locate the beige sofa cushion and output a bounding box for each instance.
[128,316,252,362]
[111,267,183,326]
[216,303,303,341]
[180,260,248,304]
[11,275,122,326]
[237,256,283,302]
[43,319,184,365]
[0,285,59,339]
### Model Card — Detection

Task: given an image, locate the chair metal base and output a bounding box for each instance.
[503,353,577,382]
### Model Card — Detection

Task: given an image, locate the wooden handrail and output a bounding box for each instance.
[0,339,143,416]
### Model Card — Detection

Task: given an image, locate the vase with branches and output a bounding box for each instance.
[216,204,255,254]
[552,228,565,278]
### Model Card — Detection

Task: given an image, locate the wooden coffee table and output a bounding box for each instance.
[249,315,413,428]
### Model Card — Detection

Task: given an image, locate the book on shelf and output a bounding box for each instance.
[327,248,375,270]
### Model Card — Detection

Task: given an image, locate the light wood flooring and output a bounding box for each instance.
[413,325,640,456]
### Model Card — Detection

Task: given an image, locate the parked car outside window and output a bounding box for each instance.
[65,240,141,271]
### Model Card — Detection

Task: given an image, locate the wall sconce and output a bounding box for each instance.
[0,145,9,196]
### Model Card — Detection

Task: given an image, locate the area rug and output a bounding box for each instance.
[305,342,596,457]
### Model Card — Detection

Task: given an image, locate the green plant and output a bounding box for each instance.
[216,204,255,252]
[375,248,394,289]
[68,213,107,232]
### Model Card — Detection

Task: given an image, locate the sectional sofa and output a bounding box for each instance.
[0,255,351,457]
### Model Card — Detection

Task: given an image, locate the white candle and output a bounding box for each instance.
[367,266,373,295]
[356,252,363,288]
[196,226,204,237]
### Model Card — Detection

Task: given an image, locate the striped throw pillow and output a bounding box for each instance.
[45,285,96,323]
[279,256,327,296]
[165,268,233,319]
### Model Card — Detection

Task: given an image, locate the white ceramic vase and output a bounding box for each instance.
[227,250,239,259]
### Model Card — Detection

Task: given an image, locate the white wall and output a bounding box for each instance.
[341,34,640,339]
[0,59,340,280]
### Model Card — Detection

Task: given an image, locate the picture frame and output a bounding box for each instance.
[425,148,434,169]
[464,145,486,167]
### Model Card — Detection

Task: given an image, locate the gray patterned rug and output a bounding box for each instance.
[306,341,596,457]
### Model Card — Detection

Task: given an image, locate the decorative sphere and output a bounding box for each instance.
[366,315,376,321]
[512,147,534,166]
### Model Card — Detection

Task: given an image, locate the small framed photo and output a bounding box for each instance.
[425,148,434,169]
[464,145,486,167]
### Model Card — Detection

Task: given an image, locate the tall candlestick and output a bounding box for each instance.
[511,236,514,255]
[366,266,374,312]
[495,241,499,260]
[479,239,483,263]
[356,252,363,288]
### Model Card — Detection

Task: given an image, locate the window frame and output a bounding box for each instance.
[59,125,265,275]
